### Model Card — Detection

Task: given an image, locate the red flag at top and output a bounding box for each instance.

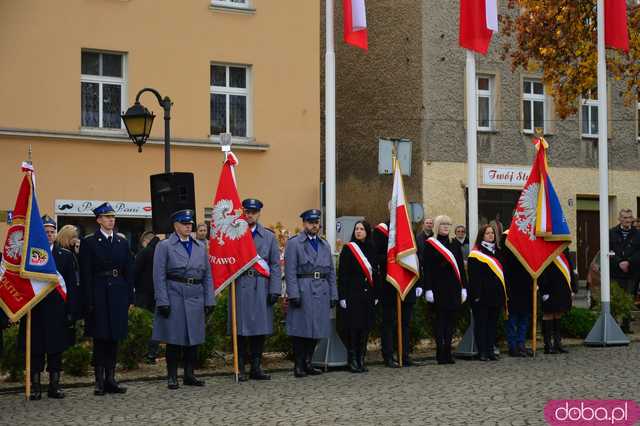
[459,0,498,55]
[209,151,259,295]
[343,0,368,51]
[605,0,629,52]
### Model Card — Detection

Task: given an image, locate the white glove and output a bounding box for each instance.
[415,287,423,298]
[425,290,435,303]
[542,294,550,302]
[339,299,347,309]
[374,299,379,306]
[461,288,468,303]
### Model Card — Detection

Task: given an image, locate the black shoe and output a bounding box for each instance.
[94,367,105,396]
[478,355,489,361]
[555,345,569,354]
[294,355,307,378]
[384,358,400,368]
[167,360,179,390]
[104,368,127,394]
[358,354,368,373]
[518,345,533,357]
[488,354,498,361]
[544,346,558,355]
[29,372,42,401]
[183,365,205,386]
[304,359,322,375]
[348,352,361,373]
[47,372,65,399]
[249,356,271,380]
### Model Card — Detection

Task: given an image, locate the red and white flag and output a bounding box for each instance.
[386,159,419,301]
[343,0,368,51]
[459,0,498,55]
[209,151,259,296]
[605,0,629,52]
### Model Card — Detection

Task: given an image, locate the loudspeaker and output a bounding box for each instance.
[150,172,196,234]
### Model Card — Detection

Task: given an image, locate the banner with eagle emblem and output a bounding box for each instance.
[0,163,60,322]
[505,137,571,278]
[209,151,259,295]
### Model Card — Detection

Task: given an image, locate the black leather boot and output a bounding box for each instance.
[348,351,360,373]
[250,355,271,380]
[167,357,179,390]
[358,339,368,373]
[94,367,105,396]
[436,345,446,365]
[47,372,65,399]
[105,368,127,394]
[237,355,248,382]
[445,344,455,364]
[553,319,568,353]
[29,372,42,401]
[543,320,556,354]
[293,351,307,378]
[183,347,205,386]
[304,340,322,375]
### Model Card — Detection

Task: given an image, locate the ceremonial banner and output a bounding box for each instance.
[209,151,259,295]
[459,0,498,55]
[605,0,629,52]
[343,0,368,51]
[0,164,60,322]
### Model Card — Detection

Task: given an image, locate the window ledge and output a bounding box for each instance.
[80,127,127,137]
[477,129,498,135]
[209,135,255,145]
[209,4,256,14]
[581,135,599,140]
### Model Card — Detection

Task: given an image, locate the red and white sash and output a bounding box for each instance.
[427,237,462,285]
[252,256,270,278]
[346,242,374,287]
[375,223,389,237]
[553,253,572,291]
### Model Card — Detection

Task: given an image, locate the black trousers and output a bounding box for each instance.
[166,344,198,368]
[31,352,62,373]
[237,335,266,363]
[380,302,413,361]
[93,339,118,369]
[434,308,456,353]
[291,337,317,360]
[472,306,500,357]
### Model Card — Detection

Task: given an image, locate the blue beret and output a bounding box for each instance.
[41,214,57,229]
[300,209,321,221]
[93,202,116,217]
[171,209,195,224]
[242,198,263,211]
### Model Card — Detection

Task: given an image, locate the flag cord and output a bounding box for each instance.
[396,293,403,367]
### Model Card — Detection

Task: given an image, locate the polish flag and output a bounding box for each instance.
[344,0,368,51]
[459,0,498,55]
[605,0,629,52]
[386,159,419,301]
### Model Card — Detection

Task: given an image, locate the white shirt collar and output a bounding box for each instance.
[100,229,114,239]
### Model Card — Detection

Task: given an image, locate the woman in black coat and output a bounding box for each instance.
[338,220,377,373]
[423,215,467,364]
[539,248,576,354]
[468,224,506,361]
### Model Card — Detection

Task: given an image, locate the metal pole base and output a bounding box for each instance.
[584,302,630,346]
[312,318,348,368]
[454,317,478,358]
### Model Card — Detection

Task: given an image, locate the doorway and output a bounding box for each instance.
[577,207,600,281]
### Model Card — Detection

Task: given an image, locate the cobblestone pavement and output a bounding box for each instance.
[0,343,638,425]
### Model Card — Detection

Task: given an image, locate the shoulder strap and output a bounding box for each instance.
[346,242,374,286]
[427,237,462,286]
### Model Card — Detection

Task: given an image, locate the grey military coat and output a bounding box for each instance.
[284,232,338,339]
[228,223,282,336]
[152,233,215,346]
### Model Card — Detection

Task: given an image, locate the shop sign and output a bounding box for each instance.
[482,166,530,187]
[55,200,152,218]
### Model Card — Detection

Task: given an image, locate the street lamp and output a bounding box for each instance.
[122,88,173,173]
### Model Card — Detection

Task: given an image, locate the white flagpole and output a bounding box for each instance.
[325,0,337,253]
[465,50,478,241]
[585,0,629,346]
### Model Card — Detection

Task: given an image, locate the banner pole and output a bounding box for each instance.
[532,277,537,356]
[396,293,403,367]
[230,281,239,383]
[25,311,31,400]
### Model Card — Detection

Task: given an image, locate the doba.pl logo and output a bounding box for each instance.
[545,400,640,425]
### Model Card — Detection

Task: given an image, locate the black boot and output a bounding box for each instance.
[249,355,271,380]
[183,347,205,387]
[543,320,556,354]
[47,372,65,399]
[384,356,400,368]
[104,368,127,394]
[517,343,532,357]
[436,345,446,365]
[29,372,42,401]
[553,319,568,353]
[93,367,105,396]
[304,340,322,375]
[445,344,455,364]
[358,338,368,373]
[237,356,248,382]
[293,350,307,378]
[348,351,360,373]
[167,357,179,390]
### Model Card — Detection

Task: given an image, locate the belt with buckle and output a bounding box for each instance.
[296,272,327,279]
[167,275,202,285]
[97,269,121,278]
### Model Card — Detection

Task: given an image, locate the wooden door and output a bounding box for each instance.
[577,210,600,280]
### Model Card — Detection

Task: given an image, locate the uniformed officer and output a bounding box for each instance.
[19,215,78,400]
[79,202,134,396]
[152,209,215,390]
[231,199,281,381]
[284,209,338,378]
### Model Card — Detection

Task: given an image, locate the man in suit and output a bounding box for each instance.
[79,202,134,396]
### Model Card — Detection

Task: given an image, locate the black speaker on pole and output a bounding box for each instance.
[150,172,196,234]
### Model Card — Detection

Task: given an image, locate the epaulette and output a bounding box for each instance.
[264,227,275,234]
[83,234,95,241]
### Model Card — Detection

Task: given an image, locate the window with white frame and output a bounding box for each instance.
[477,76,494,131]
[210,64,250,137]
[211,0,250,9]
[81,51,126,129]
[522,79,545,133]
[581,89,599,138]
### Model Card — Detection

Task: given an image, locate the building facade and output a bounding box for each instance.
[335,0,640,278]
[0,0,320,249]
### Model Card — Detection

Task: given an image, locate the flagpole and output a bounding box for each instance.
[25,311,31,400]
[325,0,337,253]
[531,278,537,355]
[230,281,240,383]
[396,293,403,367]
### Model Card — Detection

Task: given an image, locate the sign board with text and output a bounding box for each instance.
[481,166,530,188]
[55,200,152,218]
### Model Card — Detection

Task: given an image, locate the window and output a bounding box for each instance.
[581,89,598,138]
[210,64,250,137]
[477,76,494,131]
[81,51,126,129]
[211,0,250,8]
[522,79,545,133]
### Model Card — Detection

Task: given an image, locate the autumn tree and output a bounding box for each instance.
[501,0,640,119]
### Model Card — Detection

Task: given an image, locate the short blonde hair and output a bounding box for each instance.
[56,225,78,250]
[433,215,453,241]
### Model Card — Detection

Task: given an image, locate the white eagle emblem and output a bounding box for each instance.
[5,228,24,261]
[210,199,248,245]
[515,183,539,241]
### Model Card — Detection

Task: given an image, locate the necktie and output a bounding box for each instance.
[107,236,113,244]
[309,237,318,252]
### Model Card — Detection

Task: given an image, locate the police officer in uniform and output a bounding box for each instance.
[285,209,338,377]
[152,209,215,390]
[231,199,281,381]
[19,215,78,400]
[79,202,134,396]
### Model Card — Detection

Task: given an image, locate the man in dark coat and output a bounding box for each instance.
[133,232,160,364]
[374,221,422,368]
[285,209,338,378]
[609,209,640,329]
[79,202,133,396]
[230,199,281,382]
[19,215,78,400]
